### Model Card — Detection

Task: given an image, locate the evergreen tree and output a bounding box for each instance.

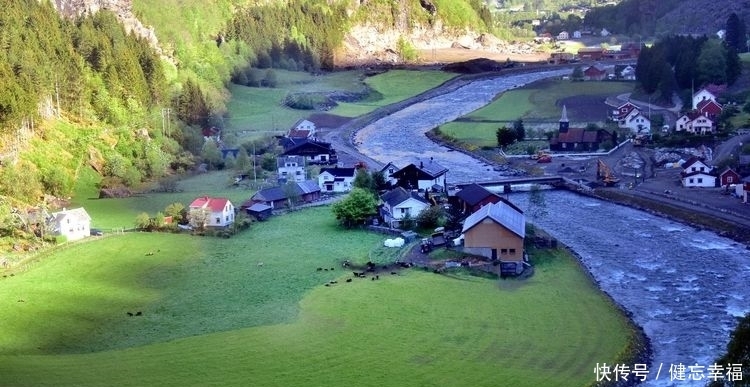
[496,127,517,148]
[725,13,747,52]
[697,39,728,86]
[513,119,526,141]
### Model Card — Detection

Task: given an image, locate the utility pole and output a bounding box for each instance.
[252,141,257,184]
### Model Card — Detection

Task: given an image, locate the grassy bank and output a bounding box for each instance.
[226,69,455,138]
[0,207,635,387]
[438,79,633,148]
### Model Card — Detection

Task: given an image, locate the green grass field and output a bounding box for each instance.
[439,79,634,148]
[72,168,256,230]
[226,69,456,137]
[0,206,635,387]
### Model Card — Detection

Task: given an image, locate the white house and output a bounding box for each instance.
[50,208,91,241]
[600,28,610,37]
[572,30,582,39]
[692,89,717,110]
[681,158,716,188]
[557,31,569,40]
[380,162,401,187]
[318,167,356,193]
[287,119,317,139]
[622,111,651,134]
[189,197,235,227]
[675,112,715,134]
[277,155,306,183]
[379,187,430,228]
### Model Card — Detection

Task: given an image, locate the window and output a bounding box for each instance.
[509,249,516,254]
[691,167,696,172]
[215,217,220,224]
[700,167,705,172]
[698,178,703,183]
[728,176,734,183]
[226,216,229,221]
[295,171,301,175]
[501,249,508,254]
[689,178,694,183]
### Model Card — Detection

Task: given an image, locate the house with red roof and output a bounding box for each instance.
[287,119,317,140]
[189,197,235,227]
[692,89,718,110]
[675,111,714,134]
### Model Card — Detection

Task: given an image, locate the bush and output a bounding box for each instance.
[417,205,444,229]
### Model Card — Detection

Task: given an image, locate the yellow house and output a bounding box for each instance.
[461,201,526,274]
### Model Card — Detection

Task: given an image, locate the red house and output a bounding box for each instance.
[583,64,607,81]
[719,167,741,187]
[696,99,723,118]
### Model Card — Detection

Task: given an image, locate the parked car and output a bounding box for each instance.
[90,229,103,236]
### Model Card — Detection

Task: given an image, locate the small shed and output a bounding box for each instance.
[246,203,272,221]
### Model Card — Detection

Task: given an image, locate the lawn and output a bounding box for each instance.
[0,205,635,387]
[439,79,634,148]
[71,168,257,230]
[226,69,456,136]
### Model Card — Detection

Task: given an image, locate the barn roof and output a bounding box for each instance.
[461,202,525,238]
[381,187,429,207]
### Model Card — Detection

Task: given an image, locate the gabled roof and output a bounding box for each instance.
[681,157,711,170]
[288,129,312,139]
[253,187,287,202]
[461,202,525,238]
[282,139,334,155]
[719,167,740,177]
[189,197,231,212]
[320,167,356,178]
[295,180,321,195]
[380,187,429,208]
[696,99,722,113]
[410,158,448,178]
[584,63,607,74]
[455,183,524,213]
[681,171,716,178]
[380,162,401,174]
[51,208,91,224]
[628,112,649,123]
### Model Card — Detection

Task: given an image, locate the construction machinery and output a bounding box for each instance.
[596,159,620,186]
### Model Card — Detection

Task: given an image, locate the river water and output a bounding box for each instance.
[354,70,750,386]
[511,190,748,387]
[354,69,570,182]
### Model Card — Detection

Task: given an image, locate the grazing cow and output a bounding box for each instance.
[346,278,352,283]
[324,268,328,271]
[317,267,323,271]
[257,262,264,267]
[127,312,133,316]
[375,275,379,280]
[391,272,397,275]
[325,283,330,287]
[135,311,142,316]
[371,277,375,281]
[330,267,335,271]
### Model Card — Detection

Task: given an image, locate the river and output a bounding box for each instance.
[511,190,747,387]
[354,70,749,386]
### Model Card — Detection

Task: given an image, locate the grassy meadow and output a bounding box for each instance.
[0,206,635,386]
[72,168,256,230]
[225,69,455,138]
[439,79,634,148]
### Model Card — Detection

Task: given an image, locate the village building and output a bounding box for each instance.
[379,187,430,228]
[557,31,569,40]
[281,139,337,165]
[577,47,604,61]
[719,167,741,187]
[391,158,448,192]
[680,157,716,188]
[243,203,273,221]
[692,89,718,110]
[583,63,607,81]
[244,180,321,210]
[49,207,91,241]
[189,197,235,227]
[450,183,523,215]
[287,119,317,140]
[380,162,401,187]
[277,155,306,183]
[549,105,617,151]
[318,167,356,193]
[461,201,526,275]
[675,111,715,134]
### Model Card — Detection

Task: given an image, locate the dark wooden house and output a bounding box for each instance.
[451,183,523,215]
[391,158,448,192]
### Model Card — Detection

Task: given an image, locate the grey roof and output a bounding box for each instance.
[296,180,321,195]
[51,207,91,225]
[247,203,272,212]
[461,202,525,238]
[320,167,355,177]
[414,158,447,177]
[380,187,429,207]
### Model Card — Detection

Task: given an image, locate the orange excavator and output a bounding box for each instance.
[597,159,620,186]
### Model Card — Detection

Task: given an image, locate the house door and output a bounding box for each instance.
[491,249,497,260]
[325,184,333,191]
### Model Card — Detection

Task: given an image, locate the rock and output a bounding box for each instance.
[99,187,132,198]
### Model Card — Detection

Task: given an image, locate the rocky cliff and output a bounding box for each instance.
[52,0,162,55]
